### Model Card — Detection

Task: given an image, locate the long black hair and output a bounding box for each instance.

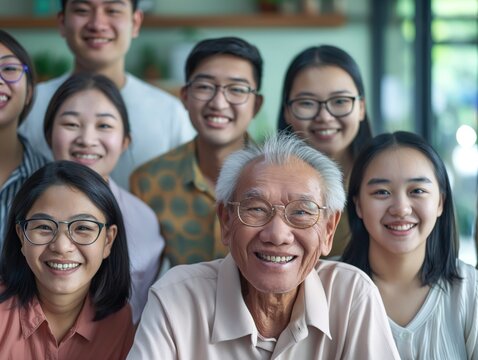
[0,161,131,321]
[277,45,372,159]
[342,131,461,286]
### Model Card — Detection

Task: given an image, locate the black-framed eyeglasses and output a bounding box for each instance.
[228,197,327,229]
[17,218,108,246]
[0,63,29,84]
[186,80,257,105]
[287,95,361,119]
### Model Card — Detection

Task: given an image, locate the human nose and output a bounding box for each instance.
[208,86,229,109]
[86,9,108,31]
[388,194,412,217]
[258,208,295,245]
[48,224,76,253]
[75,125,98,146]
[313,102,334,122]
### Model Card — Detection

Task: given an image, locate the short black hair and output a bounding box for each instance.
[342,131,461,287]
[277,45,372,159]
[0,161,131,321]
[184,37,263,90]
[0,30,36,126]
[60,0,139,12]
[43,73,130,146]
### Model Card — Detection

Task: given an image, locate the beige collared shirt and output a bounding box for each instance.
[128,255,400,359]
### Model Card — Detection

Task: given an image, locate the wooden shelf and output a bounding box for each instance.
[1,13,345,29]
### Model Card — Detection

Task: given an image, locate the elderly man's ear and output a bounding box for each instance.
[217,203,232,246]
[321,211,342,257]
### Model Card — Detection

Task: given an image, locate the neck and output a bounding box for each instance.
[37,287,89,343]
[0,127,23,187]
[241,276,298,338]
[195,136,247,185]
[369,243,425,285]
[73,60,126,88]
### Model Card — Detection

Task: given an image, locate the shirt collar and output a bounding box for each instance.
[20,295,96,342]
[211,255,331,345]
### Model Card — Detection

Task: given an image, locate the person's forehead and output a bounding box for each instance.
[190,54,256,85]
[236,158,324,200]
[65,0,133,8]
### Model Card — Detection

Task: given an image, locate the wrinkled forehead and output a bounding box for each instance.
[235,157,324,201]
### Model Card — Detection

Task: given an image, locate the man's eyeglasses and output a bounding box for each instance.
[287,95,361,119]
[0,63,29,84]
[186,80,257,105]
[17,218,108,246]
[228,197,327,229]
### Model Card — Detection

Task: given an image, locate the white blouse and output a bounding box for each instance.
[390,260,478,360]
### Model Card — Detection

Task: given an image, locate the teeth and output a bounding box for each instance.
[47,262,80,270]
[257,253,294,264]
[0,95,7,101]
[90,38,109,44]
[316,129,338,136]
[387,224,415,231]
[74,153,100,160]
[208,116,228,124]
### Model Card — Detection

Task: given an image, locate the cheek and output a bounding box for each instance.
[51,130,73,157]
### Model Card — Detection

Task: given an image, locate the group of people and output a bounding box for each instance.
[0,0,476,359]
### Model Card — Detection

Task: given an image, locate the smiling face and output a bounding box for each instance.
[218,158,339,295]
[354,146,444,259]
[17,184,116,302]
[58,0,142,73]
[180,54,263,149]
[284,65,365,160]
[50,88,129,178]
[0,43,31,131]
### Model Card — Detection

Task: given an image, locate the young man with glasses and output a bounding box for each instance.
[130,37,263,268]
[18,0,195,190]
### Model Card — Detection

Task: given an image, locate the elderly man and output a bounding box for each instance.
[127,134,400,359]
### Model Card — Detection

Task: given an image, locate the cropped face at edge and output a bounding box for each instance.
[218,158,340,295]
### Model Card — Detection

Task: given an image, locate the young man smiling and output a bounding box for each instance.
[19,0,195,189]
[130,37,263,267]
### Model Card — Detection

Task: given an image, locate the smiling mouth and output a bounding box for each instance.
[46,262,80,271]
[255,253,295,264]
[312,129,339,136]
[72,153,102,160]
[385,223,417,231]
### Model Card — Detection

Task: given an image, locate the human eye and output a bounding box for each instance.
[371,189,390,197]
[27,219,55,234]
[228,85,249,95]
[1,63,22,73]
[71,220,98,237]
[71,4,90,15]
[410,188,427,196]
[330,97,352,107]
[61,120,80,129]
[295,99,317,108]
[193,82,214,91]
[106,4,124,15]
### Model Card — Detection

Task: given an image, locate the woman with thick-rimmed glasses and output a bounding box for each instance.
[0,30,48,244]
[277,45,373,258]
[0,160,134,358]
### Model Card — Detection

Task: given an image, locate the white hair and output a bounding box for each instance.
[216,132,346,212]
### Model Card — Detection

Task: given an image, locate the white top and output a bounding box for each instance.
[109,179,165,324]
[128,255,400,360]
[19,73,196,189]
[390,260,478,360]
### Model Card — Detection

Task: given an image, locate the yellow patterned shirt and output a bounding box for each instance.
[130,139,228,267]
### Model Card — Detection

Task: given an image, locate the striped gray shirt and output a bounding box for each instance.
[0,136,48,246]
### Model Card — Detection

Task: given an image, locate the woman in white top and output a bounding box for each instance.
[43,73,165,323]
[342,131,477,359]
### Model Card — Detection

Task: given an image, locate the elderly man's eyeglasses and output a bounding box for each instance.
[228,197,327,229]
[0,63,29,84]
[186,80,257,105]
[17,218,108,246]
[287,96,361,119]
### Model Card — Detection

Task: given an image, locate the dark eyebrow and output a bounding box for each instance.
[366,177,433,186]
[0,55,20,62]
[70,0,127,6]
[60,111,80,117]
[96,113,118,120]
[191,74,251,85]
[27,213,101,221]
[294,90,354,98]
